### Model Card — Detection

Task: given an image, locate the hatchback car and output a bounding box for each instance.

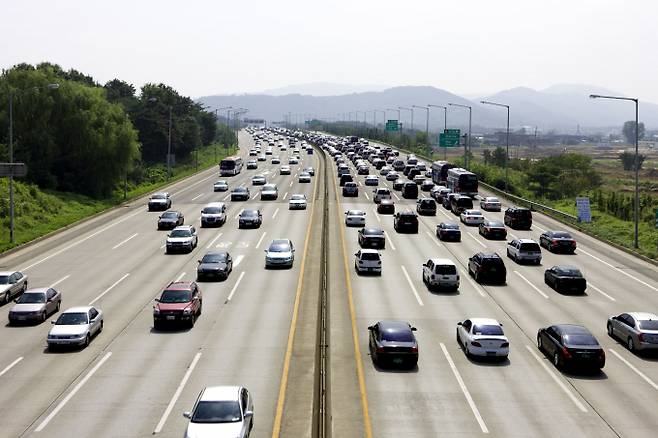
[480,197,502,211]
[0,270,28,304]
[8,287,61,324]
[298,172,312,183]
[260,184,278,200]
[183,386,253,438]
[238,209,262,228]
[197,251,233,281]
[166,226,198,253]
[47,306,103,349]
[213,180,229,192]
[377,199,395,215]
[394,210,419,233]
[264,239,295,268]
[457,318,509,359]
[468,252,506,284]
[251,174,266,185]
[280,165,291,175]
[200,203,227,228]
[416,198,437,216]
[460,209,485,226]
[479,220,507,240]
[148,192,171,211]
[544,265,587,294]
[539,230,577,254]
[422,258,459,291]
[354,249,382,275]
[507,239,542,264]
[358,228,385,249]
[607,312,658,352]
[342,182,359,197]
[436,222,461,242]
[153,281,202,328]
[368,321,418,368]
[345,210,366,227]
[537,324,605,371]
[289,194,307,210]
[231,186,250,201]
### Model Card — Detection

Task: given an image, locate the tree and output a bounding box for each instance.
[491,147,507,167]
[482,149,492,165]
[618,151,646,171]
[622,120,645,144]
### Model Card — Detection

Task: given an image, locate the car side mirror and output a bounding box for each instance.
[14,299,19,303]
[367,325,374,330]
[244,410,254,418]
[198,260,202,263]
[154,298,160,303]
[183,411,191,419]
[411,327,417,331]
[457,322,462,326]
[51,320,56,324]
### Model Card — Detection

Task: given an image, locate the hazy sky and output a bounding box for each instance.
[3,0,657,102]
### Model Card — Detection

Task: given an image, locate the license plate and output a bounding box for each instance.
[392,358,403,364]
[166,315,175,320]
[486,351,496,356]
[17,316,26,320]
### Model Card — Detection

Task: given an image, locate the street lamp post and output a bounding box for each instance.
[481,100,510,192]
[428,104,448,159]
[590,94,640,249]
[449,103,472,169]
[412,105,430,156]
[399,106,413,132]
[7,83,59,243]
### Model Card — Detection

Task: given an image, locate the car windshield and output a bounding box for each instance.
[17,292,46,304]
[242,210,258,217]
[234,187,247,193]
[553,232,572,238]
[152,194,166,199]
[473,325,504,336]
[192,400,242,423]
[264,185,276,190]
[170,229,192,238]
[56,312,88,325]
[215,181,226,186]
[201,254,227,263]
[563,334,599,346]
[0,276,8,284]
[160,290,192,303]
[203,207,222,214]
[291,195,305,200]
[269,243,291,252]
[382,329,414,342]
[161,212,178,218]
[638,320,658,330]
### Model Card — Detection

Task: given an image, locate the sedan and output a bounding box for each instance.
[213,180,229,192]
[183,386,253,438]
[385,172,399,181]
[260,184,278,200]
[358,228,385,249]
[0,270,28,304]
[368,321,418,368]
[289,194,307,210]
[47,306,103,349]
[246,160,258,169]
[480,196,502,211]
[257,155,267,161]
[280,165,292,175]
[197,251,233,281]
[288,157,299,164]
[272,156,281,164]
[420,179,435,192]
[436,222,461,242]
[251,174,266,185]
[303,167,315,176]
[231,187,250,201]
[540,230,577,254]
[460,209,485,226]
[537,324,605,371]
[298,172,312,183]
[8,288,61,324]
[607,312,658,352]
[364,175,379,186]
[158,211,184,230]
[544,265,587,294]
[238,209,262,228]
[392,179,405,191]
[377,199,395,215]
[345,210,366,227]
[457,318,509,359]
[479,220,507,239]
[264,239,295,268]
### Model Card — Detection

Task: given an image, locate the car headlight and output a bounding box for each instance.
[153,307,160,315]
[183,308,193,315]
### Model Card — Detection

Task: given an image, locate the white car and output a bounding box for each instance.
[251,175,266,185]
[460,209,485,226]
[289,194,307,210]
[148,192,171,211]
[288,157,299,165]
[506,239,542,264]
[345,210,366,227]
[456,318,509,359]
[280,165,291,175]
[298,172,311,183]
[364,175,379,186]
[422,258,459,291]
[184,386,253,438]
[373,187,392,204]
[248,149,257,156]
[380,166,392,175]
[47,306,103,349]
[354,249,382,275]
[272,156,281,164]
[257,155,267,161]
[260,184,278,200]
[0,270,28,304]
[480,196,502,211]
[166,225,198,253]
[200,202,227,227]
[213,180,229,192]
[246,160,258,169]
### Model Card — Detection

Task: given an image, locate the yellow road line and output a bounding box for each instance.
[271,151,321,438]
[333,163,374,437]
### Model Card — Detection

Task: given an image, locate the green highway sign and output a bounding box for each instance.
[385,120,399,132]
[439,128,461,147]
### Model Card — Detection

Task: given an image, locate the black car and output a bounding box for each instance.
[504,207,532,230]
[540,231,577,254]
[238,209,262,228]
[537,324,605,371]
[392,179,406,191]
[342,182,359,197]
[394,210,419,233]
[368,320,418,368]
[358,228,385,249]
[357,165,369,175]
[416,198,437,216]
[377,199,395,215]
[544,266,587,294]
[479,220,507,240]
[196,251,233,281]
[468,252,506,284]
[401,182,418,199]
[158,211,184,230]
[443,193,458,210]
[436,222,461,242]
[231,186,250,201]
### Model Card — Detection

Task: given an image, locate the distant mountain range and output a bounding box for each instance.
[260,82,389,96]
[198,84,658,132]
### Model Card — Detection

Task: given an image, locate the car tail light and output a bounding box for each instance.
[561,346,571,359]
[599,349,606,359]
[571,241,577,246]
[431,274,435,279]
[376,346,385,353]
[377,261,381,265]
[411,346,418,353]
[551,240,558,246]
[501,342,509,348]
[471,341,482,347]
[638,333,644,342]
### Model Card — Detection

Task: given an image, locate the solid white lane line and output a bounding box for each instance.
[392,193,400,201]
[514,271,549,299]
[440,343,489,433]
[256,232,267,249]
[191,193,204,201]
[588,282,616,301]
[460,268,486,297]
[289,181,294,187]
[467,232,487,248]
[608,349,658,390]
[112,233,138,250]
[401,265,424,306]
[22,210,143,271]
[206,232,223,249]
[273,208,280,219]
[233,255,245,268]
[35,351,113,432]
[283,192,288,200]
[364,192,370,200]
[578,248,658,292]
[372,208,381,222]
[49,275,70,288]
[89,273,130,305]
[0,357,23,377]
[226,271,246,302]
[358,181,363,186]
[174,272,185,282]
[160,244,166,249]
[525,345,587,412]
[153,352,202,434]
[384,231,397,251]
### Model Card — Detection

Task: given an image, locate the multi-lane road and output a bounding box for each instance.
[1,129,658,438]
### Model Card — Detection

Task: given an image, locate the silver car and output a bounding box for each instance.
[8,287,61,324]
[607,312,658,352]
[47,306,103,349]
[183,386,253,438]
[264,239,295,268]
[0,270,28,304]
[166,226,198,253]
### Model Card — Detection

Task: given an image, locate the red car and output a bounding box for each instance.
[153,281,202,329]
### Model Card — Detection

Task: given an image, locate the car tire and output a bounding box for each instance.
[41,311,47,322]
[627,337,635,352]
[84,334,90,348]
[607,323,614,338]
[3,291,9,304]
[99,321,103,333]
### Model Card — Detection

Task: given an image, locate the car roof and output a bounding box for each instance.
[0,271,18,275]
[553,324,591,335]
[479,252,502,259]
[378,320,413,332]
[271,239,291,245]
[173,225,193,231]
[203,250,228,257]
[25,287,50,293]
[469,318,501,326]
[204,202,225,208]
[166,281,195,290]
[627,312,658,320]
[360,249,380,254]
[399,209,417,215]
[429,258,456,266]
[517,238,538,244]
[464,210,482,214]
[362,228,384,233]
[199,386,241,402]
[62,306,95,313]
[347,210,365,214]
[484,220,504,225]
[484,197,499,201]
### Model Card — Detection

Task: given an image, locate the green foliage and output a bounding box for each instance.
[618,151,646,171]
[622,120,645,144]
[490,147,507,167]
[525,153,601,199]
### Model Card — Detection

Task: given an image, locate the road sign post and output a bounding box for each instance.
[385,120,400,132]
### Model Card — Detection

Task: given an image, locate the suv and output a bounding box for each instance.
[148,192,171,211]
[339,174,354,186]
[373,187,392,204]
[166,226,198,253]
[354,249,382,275]
[401,182,418,199]
[422,258,460,291]
[468,252,507,284]
[416,198,437,216]
[153,281,202,329]
[394,210,419,233]
[200,202,227,227]
[158,211,184,230]
[504,207,532,230]
[342,182,358,197]
[507,239,542,264]
[451,195,474,215]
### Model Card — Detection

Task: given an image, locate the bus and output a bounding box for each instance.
[446,167,478,197]
[219,156,243,176]
[431,161,455,184]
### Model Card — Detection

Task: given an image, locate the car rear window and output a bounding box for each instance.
[514,209,532,218]
[638,320,658,330]
[161,212,178,218]
[563,334,599,346]
[473,325,504,336]
[17,292,46,304]
[553,232,572,238]
[435,265,457,275]
[201,254,227,263]
[361,252,380,261]
[482,258,504,268]
[381,329,414,342]
[520,243,541,252]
